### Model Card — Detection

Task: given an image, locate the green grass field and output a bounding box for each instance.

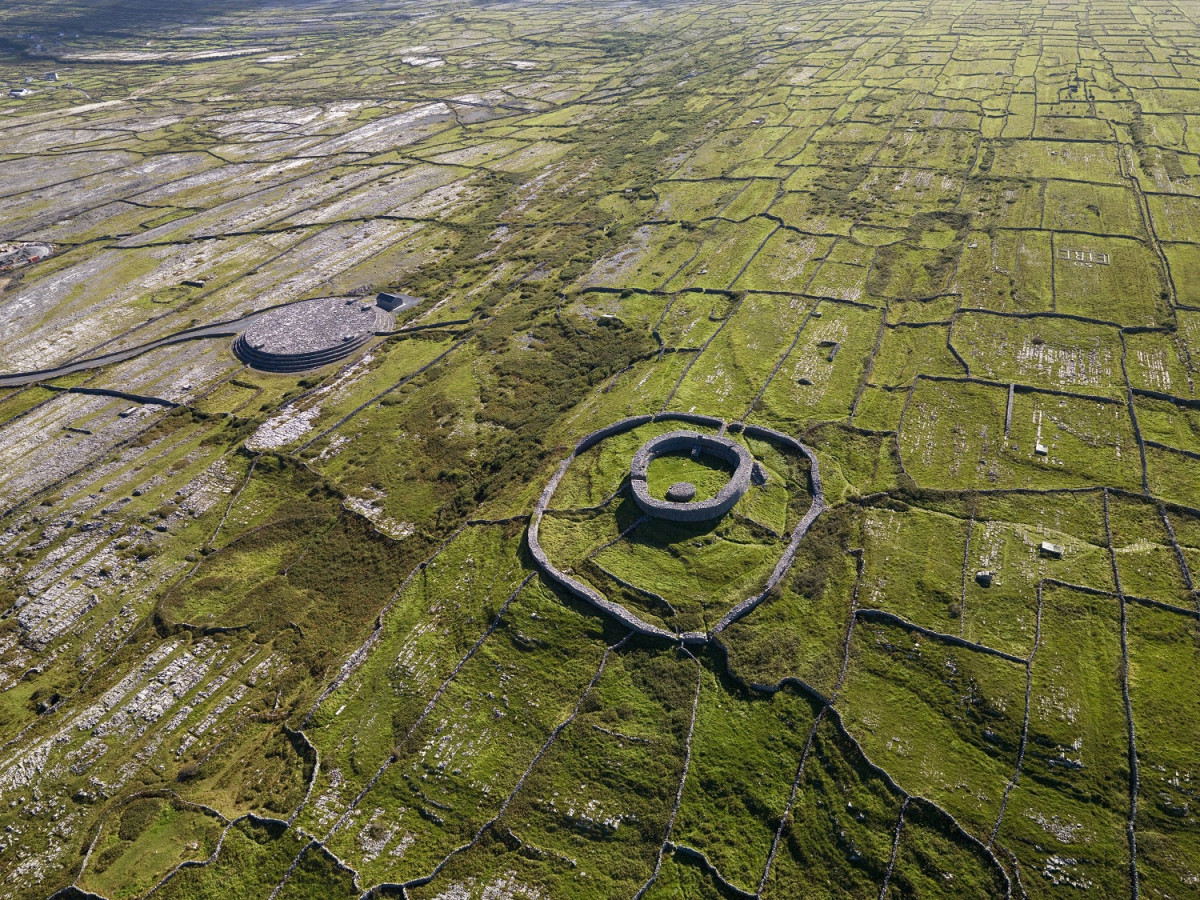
[0,0,1198,897]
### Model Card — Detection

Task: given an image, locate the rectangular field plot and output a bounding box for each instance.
[1147,193,1200,244]
[874,127,980,173]
[652,179,749,222]
[1052,234,1169,325]
[663,219,779,292]
[961,177,1045,230]
[802,426,905,500]
[993,584,1133,899]
[869,241,961,300]
[671,674,817,894]
[1179,310,1200,385]
[807,259,875,306]
[985,139,1124,183]
[581,224,707,291]
[956,230,1054,313]
[752,303,883,429]
[1134,396,1200,456]
[859,505,969,633]
[806,259,872,303]
[1043,180,1144,236]
[667,292,814,418]
[1033,115,1115,142]
[1127,603,1200,894]
[799,139,883,171]
[1146,443,1200,511]
[837,619,1026,836]
[998,112,1036,144]
[1108,495,1193,605]
[1123,330,1193,396]
[765,718,903,898]
[870,324,966,385]
[1163,243,1200,306]
[733,230,833,293]
[951,312,1125,398]
[899,380,1142,491]
[850,168,964,231]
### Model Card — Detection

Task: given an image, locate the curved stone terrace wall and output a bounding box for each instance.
[630,431,753,523]
[527,413,826,644]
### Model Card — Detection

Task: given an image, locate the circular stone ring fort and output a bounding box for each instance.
[233,296,387,373]
[630,431,753,522]
[528,412,826,645]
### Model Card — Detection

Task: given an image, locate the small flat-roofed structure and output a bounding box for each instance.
[1040,541,1064,559]
[8,88,31,99]
[376,291,422,313]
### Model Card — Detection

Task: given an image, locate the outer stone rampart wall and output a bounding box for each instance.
[526,414,826,644]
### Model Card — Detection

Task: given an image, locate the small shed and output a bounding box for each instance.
[1040,541,1064,559]
[376,291,421,313]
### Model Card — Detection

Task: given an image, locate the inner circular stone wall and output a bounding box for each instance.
[630,431,753,522]
[233,297,386,373]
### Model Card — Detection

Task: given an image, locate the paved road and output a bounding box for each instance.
[0,311,267,388]
[0,296,401,388]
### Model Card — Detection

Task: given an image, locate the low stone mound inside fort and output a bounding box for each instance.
[233,297,388,373]
[665,481,697,502]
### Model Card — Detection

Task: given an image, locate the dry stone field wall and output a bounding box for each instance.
[0,0,1198,898]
